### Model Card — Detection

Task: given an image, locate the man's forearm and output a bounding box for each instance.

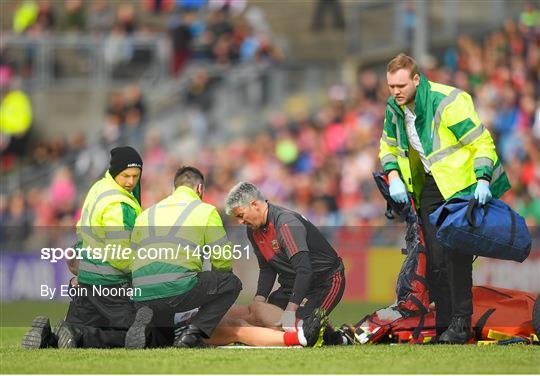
[255,269,276,298]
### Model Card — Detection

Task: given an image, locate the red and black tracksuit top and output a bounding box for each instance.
[247,202,343,306]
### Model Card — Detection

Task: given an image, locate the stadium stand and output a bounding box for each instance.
[0,2,538,253]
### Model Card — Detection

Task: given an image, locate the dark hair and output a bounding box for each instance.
[174,166,205,188]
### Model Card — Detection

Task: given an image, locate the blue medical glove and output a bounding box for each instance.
[389,177,408,204]
[474,179,492,206]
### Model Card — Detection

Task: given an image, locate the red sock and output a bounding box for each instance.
[283,331,301,346]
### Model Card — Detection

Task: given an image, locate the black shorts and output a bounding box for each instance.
[267,265,345,319]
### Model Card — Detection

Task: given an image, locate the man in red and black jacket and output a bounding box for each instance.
[225,182,345,333]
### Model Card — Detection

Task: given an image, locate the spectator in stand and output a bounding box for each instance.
[12,0,38,34]
[3,190,33,250]
[115,3,137,35]
[88,0,113,36]
[34,0,56,33]
[207,8,233,40]
[209,0,246,15]
[142,0,175,14]
[254,34,283,65]
[49,166,77,222]
[169,11,195,75]
[102,113,122,146]
[60,0,85,32]
[123,85,146,147]
[5,10,540,250]
[185,68,214,143]
[186,68,214,112]
[0,68,33,171]
[311,0,345,32]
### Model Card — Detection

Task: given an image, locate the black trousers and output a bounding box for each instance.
[419,175,473,332]
[135,271,242,348]
[65,283,136,348]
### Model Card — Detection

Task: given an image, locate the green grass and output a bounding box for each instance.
[1,301,539,374]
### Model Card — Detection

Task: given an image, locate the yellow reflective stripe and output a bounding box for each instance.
[132,272,197,286]
[474,157,494,170]
[429,124,485,164]
[381,154,398,165]
[79,260,125,275]
[432,88,462,152]
[397,149,407,158]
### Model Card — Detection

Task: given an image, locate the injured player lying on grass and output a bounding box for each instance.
[201,302,356,347]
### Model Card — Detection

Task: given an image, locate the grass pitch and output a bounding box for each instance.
[1,301,539,374]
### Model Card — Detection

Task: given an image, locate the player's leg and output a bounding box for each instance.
[247,288,289,328]
[297,268,346,346]
[172,271,242,348]
[204,321,291,346]
[248,300,283,328]
[205,316,326,347]
[220,304,253,324]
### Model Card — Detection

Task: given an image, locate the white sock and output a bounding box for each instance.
[297,328,307,346]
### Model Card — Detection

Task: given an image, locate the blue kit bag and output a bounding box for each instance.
[429,195,531,262]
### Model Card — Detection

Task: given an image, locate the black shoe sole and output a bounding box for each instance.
[173,335,207,348]
[125,306,153,349]
[21,316,51,349]
[56,321,77,349]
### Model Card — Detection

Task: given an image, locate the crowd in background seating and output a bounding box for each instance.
[1,9,539,250]
[6,0,282,77]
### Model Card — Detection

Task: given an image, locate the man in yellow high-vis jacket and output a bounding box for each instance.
[125,166,242,349]
[379,54,510,344]
[22,147,143,349]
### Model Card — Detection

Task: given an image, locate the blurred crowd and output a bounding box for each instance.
[6,0,282,78]
[1,9,539,250]
[0,0,281,182]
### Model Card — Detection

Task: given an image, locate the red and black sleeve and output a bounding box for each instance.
[248,229,276,299]
[277,216,313,305]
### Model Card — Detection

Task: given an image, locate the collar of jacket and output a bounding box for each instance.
[104,170,141,204]
[387,72,430,119]
[262,200,273,230]
[172,185,200,200]
[387,73,434,153]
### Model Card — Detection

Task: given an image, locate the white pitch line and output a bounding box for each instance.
[217,346,302,349]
